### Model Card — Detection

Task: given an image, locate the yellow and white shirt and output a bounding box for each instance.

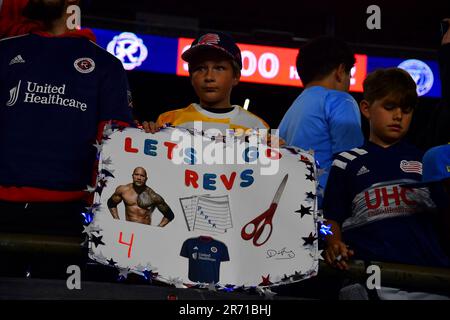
[156,103,269,133]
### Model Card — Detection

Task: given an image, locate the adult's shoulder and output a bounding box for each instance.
[87,40,124,69]
[0,33,30,48]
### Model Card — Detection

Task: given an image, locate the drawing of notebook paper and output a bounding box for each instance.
[192,195,233,234]
[179,196,195,231]
[179,194,212,231]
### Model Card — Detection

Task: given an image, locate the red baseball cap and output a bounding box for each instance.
[182,32,242,69]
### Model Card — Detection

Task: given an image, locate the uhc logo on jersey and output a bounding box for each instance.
[344,182,435,231]
[6,80,21,106]
[364,185,417,211]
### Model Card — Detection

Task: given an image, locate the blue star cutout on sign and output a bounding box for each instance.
[143,269,158,282]
[81,211,94,225]
[221,284,235,293]
[319,224,333,236]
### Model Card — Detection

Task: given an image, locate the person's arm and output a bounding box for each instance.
[158,216,171,227]
[137,189,174,226]
[322,154,356,270]
[323,219,354,270]
[153,193,175,227]
[107,187,123,219]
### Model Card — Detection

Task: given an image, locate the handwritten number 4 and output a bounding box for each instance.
[119,232,134,258]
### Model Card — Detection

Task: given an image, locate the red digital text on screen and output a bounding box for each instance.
[176,38,367,92]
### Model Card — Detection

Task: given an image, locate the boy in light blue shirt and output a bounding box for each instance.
[279,37,364,206]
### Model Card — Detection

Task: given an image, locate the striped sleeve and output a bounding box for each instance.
[331,148,368,170]
[324,148,367,224]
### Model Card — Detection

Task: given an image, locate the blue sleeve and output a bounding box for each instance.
[98,56,134,123]
[322,159,353,225]
[180,239,190,258]
[325,92,364,156]
[277,96,303,146]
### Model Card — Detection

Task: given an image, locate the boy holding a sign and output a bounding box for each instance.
[322,68,450,274]
[142,32,269,135]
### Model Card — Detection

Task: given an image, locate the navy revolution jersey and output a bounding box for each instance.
[0,33,133,195]
[180,236,230,283]
[323,140,450,267]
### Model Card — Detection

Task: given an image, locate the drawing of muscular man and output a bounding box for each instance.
[107,167,174,227]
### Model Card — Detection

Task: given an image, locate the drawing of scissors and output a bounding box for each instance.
[241,174,289,247]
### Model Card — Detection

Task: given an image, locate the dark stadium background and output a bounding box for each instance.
[1,1,450,301]
[82,0,450,145]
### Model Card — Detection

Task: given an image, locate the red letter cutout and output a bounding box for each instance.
[119,232,134,258]
[220,172,237,190]
[124,137,139,153]
[164,141,178,160]
[185,169,199,188]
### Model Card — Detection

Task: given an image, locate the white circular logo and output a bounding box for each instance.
[107,32,148,71]
[74,57,95,73]
[210,246,217,253]
[398,59,434,96]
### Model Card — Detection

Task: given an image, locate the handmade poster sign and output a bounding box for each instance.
[87,125,321,287]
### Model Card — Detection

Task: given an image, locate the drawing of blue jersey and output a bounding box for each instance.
[180,237,229,283]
